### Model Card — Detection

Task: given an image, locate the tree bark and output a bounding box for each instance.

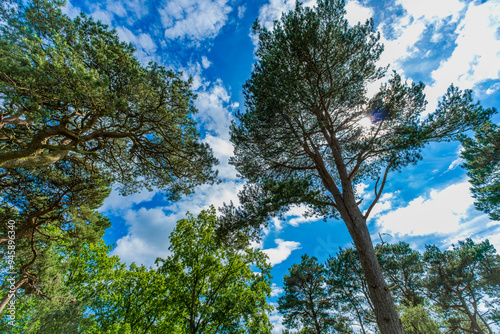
[336,199,405,334]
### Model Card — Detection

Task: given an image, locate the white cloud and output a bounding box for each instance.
[159,0,232,40]
[115,27,157,63]
[285,204,321,227]
[367,191,395,219]
[257,0,316,31]
[194,78,234,138]
[376,182,474,236]
[345,0,373,26]
[111,179,244,265]
[356,182,369,197]
[99,187,157,214]
[486,82,500,95]
[263,239,301,266]
[377,15,427,69]
[109,0,149,20]
[237,5,246,19]
[269,304,286,334]
[447,157,464,172]
[203,134,237,180]
[106,1,127,17]
[270,283,284,297]
[90,10,113,26]
[257,0,296,31]
[425,1,500,112]
[397,0,464,22]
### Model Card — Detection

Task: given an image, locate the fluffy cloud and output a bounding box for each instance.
[344,0,373,26]
[159,0,232,40]
[194,78,234,138]
[111,179,244,265]
[257,0,296,30]
[100,187,157,214]
[425,1,500,111]
[61,0,81,19]
[237,5,247,19]
[285,204,322,227]
[269,305,286,334]
[116,27,157,55]
[376,182,474,236]
[263,239,302,266]
[111,208,176,266]
[397,0,464,22]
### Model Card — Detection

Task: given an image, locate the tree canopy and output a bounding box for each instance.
[278,254,349,333]
[0,0,217,197]
[278,240,500,334]
[226,0,494,331]
[461,121,500,221]
[1,208,274,333]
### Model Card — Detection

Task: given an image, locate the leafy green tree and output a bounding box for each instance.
[278,254,349,334]
[326,248,376,334]
[226,0,493,331]
[461,121,500,221]
[2,208,274,333]
[0,0,217,197]
[157,207,273,334]
[68,242,170,334]
[376,242,425,307]
[423,239,500,334]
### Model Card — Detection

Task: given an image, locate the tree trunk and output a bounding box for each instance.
[337,201,405,334]
[0,277,27,315]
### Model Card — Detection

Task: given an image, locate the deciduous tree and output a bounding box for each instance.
[157,207,273,334]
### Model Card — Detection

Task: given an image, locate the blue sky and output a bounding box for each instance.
[63,0,500,331]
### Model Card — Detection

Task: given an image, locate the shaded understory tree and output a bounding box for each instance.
[225,0,494,332]
[278,239,500,334]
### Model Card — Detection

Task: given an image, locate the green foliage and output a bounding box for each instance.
[0,159,111,311]
[282,240,500,334]
[461,121,500,220]
[0,0,217,196]
[399,304,441,334]
[0,237,100,333]
[326,248,376,333]
[376,242,425,307]
[423,239,500,333]
[278,254,350,333]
